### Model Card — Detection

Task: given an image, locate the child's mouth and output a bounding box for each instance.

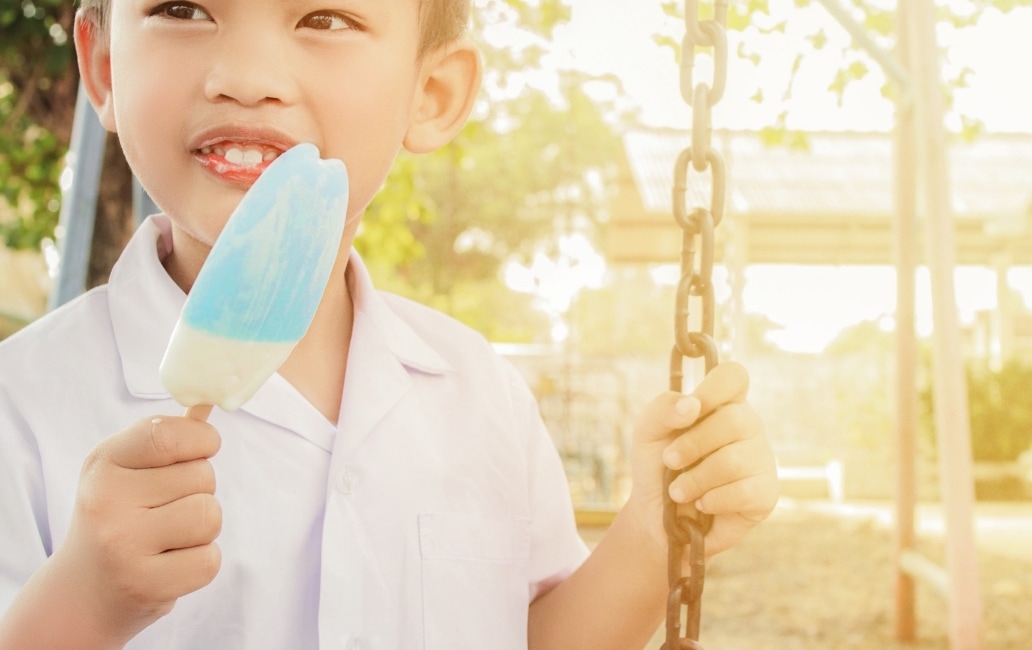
[199,144,281,167]
[195,143,284,185]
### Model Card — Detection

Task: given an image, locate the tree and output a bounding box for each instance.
[653,0,1028,144]
[822,318,897,450]
[358,72,626,309]
[0,0,76,250]
[1,0,629,327]
[357,2,633,333]
[1,0,143,288]
[921,359,1032,462]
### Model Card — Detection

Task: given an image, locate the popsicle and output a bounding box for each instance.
[159,143,349,418]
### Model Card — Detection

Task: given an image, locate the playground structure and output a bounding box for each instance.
[44,1,1007,649]
[604,2,995,648]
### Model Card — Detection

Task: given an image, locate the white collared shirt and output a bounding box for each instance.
[0,216,588,649]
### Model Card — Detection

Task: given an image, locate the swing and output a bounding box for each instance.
[665,2,986,647]
[662,1,728,647]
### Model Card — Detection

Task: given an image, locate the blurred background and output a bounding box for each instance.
[2,0,1031,647]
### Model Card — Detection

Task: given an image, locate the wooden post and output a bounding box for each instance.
[892,1,918,640]
[908,1,985,648]
[992,252,1015,366]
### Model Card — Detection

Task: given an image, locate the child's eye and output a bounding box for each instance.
[298,11,359,31]
[151,2,212,21]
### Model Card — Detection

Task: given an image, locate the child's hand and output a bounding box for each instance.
[628,361,778,559]
[51,416,223,643]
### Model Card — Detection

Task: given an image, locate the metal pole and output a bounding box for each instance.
[909,1,984,648]
[48,84,106,310]
[892,1,918,640]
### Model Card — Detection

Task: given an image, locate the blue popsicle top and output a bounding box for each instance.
[182,143,349,343]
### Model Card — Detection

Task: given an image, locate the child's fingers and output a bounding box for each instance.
[693,461,779,518]
[690,361,749,420]
[146,543,223,601]
[662,402,761,470]
[142,493,223,553]
[101,416,221,470]
[634,392,702,445]
[700,513,768,557]
[694,468,780,558]
[635,363,749,448]
[132,459,218,508]
[666,436,775,506]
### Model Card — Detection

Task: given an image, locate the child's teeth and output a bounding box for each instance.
[205,144,276,167]
[221,146,269,167]
[242,149,263,166]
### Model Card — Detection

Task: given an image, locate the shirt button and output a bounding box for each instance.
[336,467,355,495]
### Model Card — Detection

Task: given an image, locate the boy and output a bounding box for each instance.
[0,0,779,648]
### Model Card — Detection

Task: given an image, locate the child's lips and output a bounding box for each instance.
[193,143,283,185]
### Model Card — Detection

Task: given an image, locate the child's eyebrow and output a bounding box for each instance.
[296,0,406,20]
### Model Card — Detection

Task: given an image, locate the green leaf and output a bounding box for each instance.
[737,41,761,66]
[847,60,869,81]
[806,28,828,50]
[660,1,681,19]
[653,33,681,62]
[863,8,894,37]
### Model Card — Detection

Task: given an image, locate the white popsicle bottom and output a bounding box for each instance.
[160,321,295,411]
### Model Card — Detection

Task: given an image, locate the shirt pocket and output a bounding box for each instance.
[418,513,530,650]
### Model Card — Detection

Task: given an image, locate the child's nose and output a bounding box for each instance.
[203,32,299,107]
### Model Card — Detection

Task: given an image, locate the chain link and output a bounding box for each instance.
[663,1,729,648]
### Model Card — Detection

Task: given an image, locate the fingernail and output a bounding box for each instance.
[670,485,686,502]
[695,498,707,513]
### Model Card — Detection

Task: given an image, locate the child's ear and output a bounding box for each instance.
[74,11,117,133]
[403,39,482,154]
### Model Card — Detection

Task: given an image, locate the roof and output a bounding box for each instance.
[609,130,1032,265]
[623,129,1032,225]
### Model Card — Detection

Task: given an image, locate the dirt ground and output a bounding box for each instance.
[584,500,1032,649]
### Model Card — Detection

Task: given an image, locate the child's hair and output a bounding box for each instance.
[77,0,471,57]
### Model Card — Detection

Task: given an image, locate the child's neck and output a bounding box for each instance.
[162,223,354,423]
[277,255,354,424]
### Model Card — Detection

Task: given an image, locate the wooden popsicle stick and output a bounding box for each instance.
[185,404,214,421]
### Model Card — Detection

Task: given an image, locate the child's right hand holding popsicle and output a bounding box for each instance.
[1,146,346,649]
[61,415,223,638]
[0,416,222,648]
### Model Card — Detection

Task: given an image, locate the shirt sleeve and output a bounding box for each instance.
[0,385,52,615]
[505,363,590,602]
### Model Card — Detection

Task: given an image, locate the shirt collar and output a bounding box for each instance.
[345,250,452,376]
[108,215,185,399]
[109,215,452,409]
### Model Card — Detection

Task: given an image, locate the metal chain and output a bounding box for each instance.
[663,1,729,648]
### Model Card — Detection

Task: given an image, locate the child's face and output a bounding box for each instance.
[81,0,429,253]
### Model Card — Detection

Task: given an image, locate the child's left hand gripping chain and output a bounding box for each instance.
[629,361,779,559]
